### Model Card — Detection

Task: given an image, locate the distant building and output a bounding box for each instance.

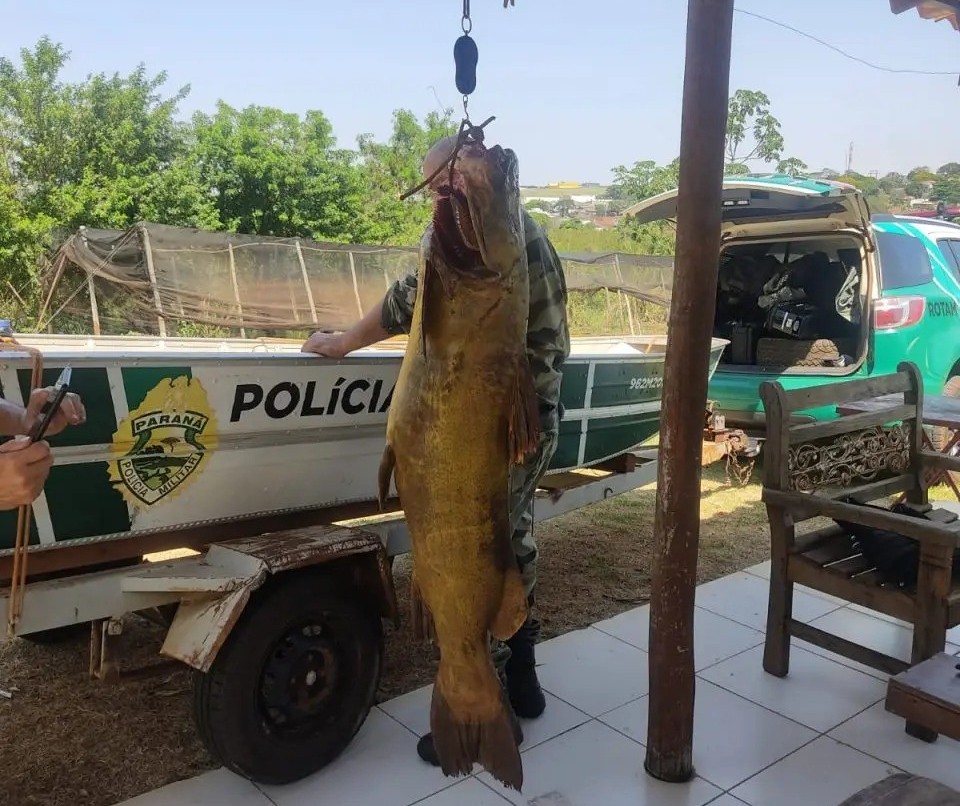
[592,216,620,230]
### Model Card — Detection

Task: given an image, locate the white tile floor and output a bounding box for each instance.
[118,562,960,806]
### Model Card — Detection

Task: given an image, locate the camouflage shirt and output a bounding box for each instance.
[381,210,570,433]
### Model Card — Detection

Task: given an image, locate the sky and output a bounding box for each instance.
[1,0,957,187]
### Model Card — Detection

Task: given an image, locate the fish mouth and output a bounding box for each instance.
[432,185,482,271]
[430,142,517,275]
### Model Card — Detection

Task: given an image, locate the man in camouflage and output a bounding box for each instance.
[302,134,570,766]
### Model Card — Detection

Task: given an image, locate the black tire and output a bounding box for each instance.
[929,375,960,487]
[192,569,383,786]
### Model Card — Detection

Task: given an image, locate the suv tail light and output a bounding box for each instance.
[873,296,925,330]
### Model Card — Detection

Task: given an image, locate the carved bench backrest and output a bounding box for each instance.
[759,361,924,496]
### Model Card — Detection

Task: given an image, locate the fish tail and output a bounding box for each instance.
[377,443,396,511]
[509,356,541,464]
[430,665,523,792]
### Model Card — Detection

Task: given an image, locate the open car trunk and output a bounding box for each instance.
[714,233,869,373]
[622,175,876,376]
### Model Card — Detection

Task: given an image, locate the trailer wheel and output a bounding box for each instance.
[192,570,383,786]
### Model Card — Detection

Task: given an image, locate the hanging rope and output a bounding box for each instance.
[0,339,44,637]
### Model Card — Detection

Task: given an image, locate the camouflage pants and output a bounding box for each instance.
[491,429,558,676]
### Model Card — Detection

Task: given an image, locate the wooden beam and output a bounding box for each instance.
[140,224,167,339]
[645,0,734,784]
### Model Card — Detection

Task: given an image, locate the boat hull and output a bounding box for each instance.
[0,335,727,554]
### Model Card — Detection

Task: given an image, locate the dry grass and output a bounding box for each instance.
[0,465,770,806]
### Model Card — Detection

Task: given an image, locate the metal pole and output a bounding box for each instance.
[645,0,733,784]
[294,240,319,327]
[140,225,167,338]
[227,244,247,339]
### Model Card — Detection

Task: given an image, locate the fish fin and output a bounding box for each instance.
[508,356,541,465]
[431,671,523,792]
[409,567,437,643]
[490,566,528,641]
[377,443,396,512]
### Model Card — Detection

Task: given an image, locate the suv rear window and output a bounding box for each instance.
[938,239,960,280]
[876,230,933,290]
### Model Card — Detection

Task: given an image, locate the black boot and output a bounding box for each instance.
[504,617,546,719]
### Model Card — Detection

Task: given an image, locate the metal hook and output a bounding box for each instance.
[397,116,496,201]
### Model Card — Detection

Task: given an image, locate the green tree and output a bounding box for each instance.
[725,89,784,169]
[191,102,367,241]
[609,159,679,202]
[879,172,907,193]
[0,38,217,232]
[931,176,960,204]
[64,67,218,230]
[835,171,890,211]
[555,196,576,217]
[0,37,219,324]
[0,37,76,218]
[836,172,880,196]
[937,162,960,176]
[776,157,808,176]
[725,162,750,176]
[908,166,937,184]
[0,162,53,297]
[355,107,457,244]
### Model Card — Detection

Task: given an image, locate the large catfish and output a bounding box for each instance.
[378,139,539,791]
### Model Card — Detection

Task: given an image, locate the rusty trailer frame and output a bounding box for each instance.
[0,429,753,786]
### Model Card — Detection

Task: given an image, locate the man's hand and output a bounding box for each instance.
[0,436,53,510]
[21,387,86,438]
[302,331,351,358]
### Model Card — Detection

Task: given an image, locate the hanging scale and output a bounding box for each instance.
[453,0,478,122]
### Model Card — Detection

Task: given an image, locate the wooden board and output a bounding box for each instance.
[886,652,960,742]
[838,773,960,805]
[840,393,960,430]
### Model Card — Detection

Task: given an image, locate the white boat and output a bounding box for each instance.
[0,333,728,575]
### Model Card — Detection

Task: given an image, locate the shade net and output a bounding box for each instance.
[42,222,673,338]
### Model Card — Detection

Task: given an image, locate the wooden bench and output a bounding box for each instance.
[759,361,960,742]
[886,652,960,743]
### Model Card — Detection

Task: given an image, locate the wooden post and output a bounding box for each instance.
[645,0,734,784]
[227,244,247,339]
[87,275,101,336]
[614,254,636,335]
[347,250,365,318]
[36,252,68,332]
[140,225,167,338]
[294,239,319,327]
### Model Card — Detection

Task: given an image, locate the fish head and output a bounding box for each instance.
[429,140,524,282]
